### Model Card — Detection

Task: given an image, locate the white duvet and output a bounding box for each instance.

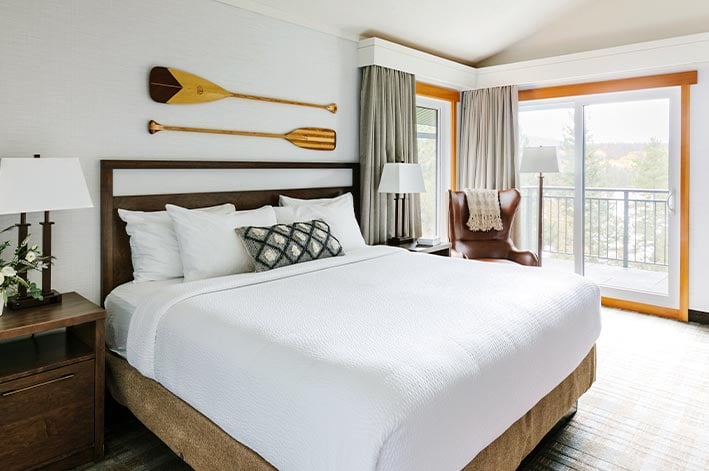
[127,246,601,471]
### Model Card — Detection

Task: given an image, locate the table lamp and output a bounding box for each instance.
[0,155,93,309]
[377,162,425,245]
[520,146,559,265]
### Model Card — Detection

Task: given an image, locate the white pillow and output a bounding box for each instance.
[118,203,235,282]
[279,193,365,250]
[273,206,296,224]
[278,192,352,207]
[166,204,277,281]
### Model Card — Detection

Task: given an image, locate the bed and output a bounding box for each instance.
[101,160,600,471]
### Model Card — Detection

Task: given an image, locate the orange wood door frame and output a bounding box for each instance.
[519,71,697,321]
[416,82,460,191]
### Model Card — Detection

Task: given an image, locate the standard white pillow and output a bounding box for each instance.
[166,204,277,282]
[273,206,296,224]
[278,192,352,207]
[118,203,235,282]
[279,193,365,250]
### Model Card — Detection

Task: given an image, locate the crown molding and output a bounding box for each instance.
[212,0,360,42]
[477,32,709,89]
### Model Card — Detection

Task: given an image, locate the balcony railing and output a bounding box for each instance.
[521,186,670,269]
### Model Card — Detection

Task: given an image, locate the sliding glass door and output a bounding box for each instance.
[519,104,578,273]
[520,88,680,308]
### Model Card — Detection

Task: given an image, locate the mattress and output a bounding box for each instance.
[121,245,601,471]
[105,278,183,357]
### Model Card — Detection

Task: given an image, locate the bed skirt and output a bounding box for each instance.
[106,346,596,470]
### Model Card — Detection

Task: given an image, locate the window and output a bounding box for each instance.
[416,96,452,239]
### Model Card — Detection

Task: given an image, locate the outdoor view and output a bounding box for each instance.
[417,106,438,238]
[520,98,671,296]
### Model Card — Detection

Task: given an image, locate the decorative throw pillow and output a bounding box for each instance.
[236,219,344,272]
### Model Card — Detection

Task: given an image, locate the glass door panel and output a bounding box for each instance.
[519,106,577,272]
[583,96,677,305]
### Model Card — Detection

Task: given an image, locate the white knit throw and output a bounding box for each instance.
[463,188,503,232]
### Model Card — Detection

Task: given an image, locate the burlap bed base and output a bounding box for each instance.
[106,346,596,470]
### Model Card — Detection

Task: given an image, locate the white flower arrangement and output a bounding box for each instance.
[0,227,52,309]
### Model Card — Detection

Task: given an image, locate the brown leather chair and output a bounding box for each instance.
[448,189,539,266]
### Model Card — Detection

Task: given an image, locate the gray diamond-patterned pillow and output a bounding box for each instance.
[236,219,344,272]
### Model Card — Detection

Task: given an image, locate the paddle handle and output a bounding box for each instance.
[148,120,284,139]
[229,92,337,114]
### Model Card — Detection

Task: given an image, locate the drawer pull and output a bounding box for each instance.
[2,373,75,397]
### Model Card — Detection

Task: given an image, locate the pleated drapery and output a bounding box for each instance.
[359,65,421,245]
[458,85,520,241]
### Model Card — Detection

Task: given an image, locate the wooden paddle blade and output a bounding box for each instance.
[149,67,231,104]
[284,128,336,151]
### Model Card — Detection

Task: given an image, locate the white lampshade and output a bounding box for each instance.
[377,163,425,194]
[0,158,93,215]
[520,146,559,173]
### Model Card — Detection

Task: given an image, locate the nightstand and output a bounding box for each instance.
[0,292,105,471]
[393,241,452,257]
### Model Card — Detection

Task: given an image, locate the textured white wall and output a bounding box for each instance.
[0,0,359,304]
[688,66,709,312]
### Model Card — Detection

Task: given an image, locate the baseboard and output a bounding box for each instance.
[688,309,709,324]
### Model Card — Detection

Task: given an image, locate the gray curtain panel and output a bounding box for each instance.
[458,85,520,241]
[359,65,421,245]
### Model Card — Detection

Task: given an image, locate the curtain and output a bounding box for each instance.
[359,65,420,245]
[458,85,520,241]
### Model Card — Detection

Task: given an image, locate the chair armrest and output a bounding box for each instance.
[507,248,539,267]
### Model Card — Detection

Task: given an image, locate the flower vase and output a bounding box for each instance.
[0,289,5,317]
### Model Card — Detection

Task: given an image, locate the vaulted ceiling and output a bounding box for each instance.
[216,0,709,66]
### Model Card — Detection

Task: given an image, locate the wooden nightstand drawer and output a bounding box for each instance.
[0,360,95,471]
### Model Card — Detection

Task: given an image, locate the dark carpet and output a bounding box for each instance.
[75,309,709,470]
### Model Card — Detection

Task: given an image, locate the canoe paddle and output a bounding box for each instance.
[149,67,338,114]
[148,120,336,151]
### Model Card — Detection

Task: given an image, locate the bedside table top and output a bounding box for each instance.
[396,241,452,253]
[0,292,105,341]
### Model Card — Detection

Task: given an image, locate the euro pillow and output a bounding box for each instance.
[236,219,344,272]
[118,203,235,282]
[166,204,277,281]
[278,192,365,250]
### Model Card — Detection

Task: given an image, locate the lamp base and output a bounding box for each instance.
[8,290,63,310]
[387,236,414,246]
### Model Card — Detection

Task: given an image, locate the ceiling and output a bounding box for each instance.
[480,0,709,66]
[215,0,587,64]
[216,0,709,66]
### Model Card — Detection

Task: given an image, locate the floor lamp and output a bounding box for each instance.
[521,146,559,266]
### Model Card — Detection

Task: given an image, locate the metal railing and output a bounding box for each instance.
[521,186,670,269]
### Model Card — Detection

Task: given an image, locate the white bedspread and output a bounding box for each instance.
[127,246,601,471]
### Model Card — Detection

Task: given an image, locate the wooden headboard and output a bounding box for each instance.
[100,160,360,302]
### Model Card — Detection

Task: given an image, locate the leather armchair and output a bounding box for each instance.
[448,189,539,266]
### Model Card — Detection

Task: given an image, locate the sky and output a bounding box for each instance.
[520,98,670,144]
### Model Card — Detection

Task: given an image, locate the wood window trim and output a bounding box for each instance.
[518,71,697,101]
[519,71,697,321]
[416,82,460,191]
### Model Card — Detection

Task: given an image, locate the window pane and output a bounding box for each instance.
[519,106,576,272]
[417,106,438,238]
